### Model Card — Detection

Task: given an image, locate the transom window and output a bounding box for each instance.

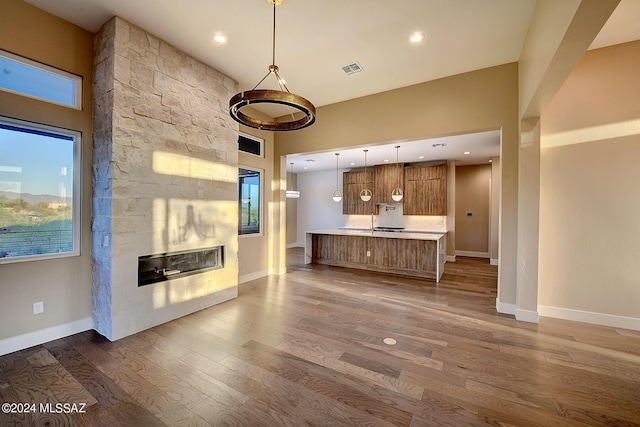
[0,117,81,262]
[238,132,264,158]
[0,49,82,109]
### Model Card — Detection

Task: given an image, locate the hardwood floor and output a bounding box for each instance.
[2,248,639,426]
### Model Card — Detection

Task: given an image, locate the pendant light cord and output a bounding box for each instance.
[364,149,367,173]
[272,1,276,67]
[228,0,316,131]
[252,2,290,92]
[396,146,400,187]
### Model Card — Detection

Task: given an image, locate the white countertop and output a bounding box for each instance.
[307,229,444,241]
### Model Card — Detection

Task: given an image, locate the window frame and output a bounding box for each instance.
[0,49,83,110]
[238,132,264,158]
[0,116,82,264]
[238,166,263,237]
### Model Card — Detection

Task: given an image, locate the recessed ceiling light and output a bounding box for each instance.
[303,166,308,170]
[418,155,425,159]
[384,159,389,163]
[489,159,493,163]
[464,151,470,155]
[409,32,425,43]
[212,34,227,44]
[350,162,356,166]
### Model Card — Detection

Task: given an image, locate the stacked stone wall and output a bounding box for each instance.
[92,17,239,340]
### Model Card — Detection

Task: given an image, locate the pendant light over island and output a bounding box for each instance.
[359,149,372,202]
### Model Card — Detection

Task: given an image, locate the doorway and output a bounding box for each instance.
[455,164,491,258]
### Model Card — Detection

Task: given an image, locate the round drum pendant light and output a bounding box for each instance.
[360,149,372,202]
[332,153,343,202]
[391,145,404,202]
[228,0,316,131]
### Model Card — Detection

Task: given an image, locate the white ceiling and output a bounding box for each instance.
[24,0,538,108]
[24,0,640,173]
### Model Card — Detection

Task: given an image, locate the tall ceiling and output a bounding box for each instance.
[24,0,640,172]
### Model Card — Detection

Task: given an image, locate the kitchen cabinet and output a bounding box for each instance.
[342,170,378,215]
[403,163,447,215]
[374,163,404,204]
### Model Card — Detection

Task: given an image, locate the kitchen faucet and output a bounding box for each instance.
[371,211,374,232]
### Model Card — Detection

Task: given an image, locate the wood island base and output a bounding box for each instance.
[305,229,446,282]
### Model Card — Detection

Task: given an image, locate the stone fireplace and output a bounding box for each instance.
[92,17,239,340]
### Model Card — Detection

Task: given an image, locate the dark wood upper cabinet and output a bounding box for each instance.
[342,170,378,215]
[342,163,446,216]
[374,163,404,204]
[402,163,447,215]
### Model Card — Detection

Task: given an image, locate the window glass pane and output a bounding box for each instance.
[238,168,261,235]
[0,50,81,109]
[0,118,80,261]
[238,133,263,157]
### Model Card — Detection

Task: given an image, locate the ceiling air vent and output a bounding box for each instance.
[341,62,364,75]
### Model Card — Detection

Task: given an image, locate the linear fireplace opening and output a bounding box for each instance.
[138,246,224,287]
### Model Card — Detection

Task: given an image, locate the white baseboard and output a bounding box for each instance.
[0,318,92,357]
[455,250,489,258]
[239,269,269,284]
[446,255,456,262]
[490,258,499,266]
[538,305,640,331]
[496,298,516,315]
[516,309,539,324]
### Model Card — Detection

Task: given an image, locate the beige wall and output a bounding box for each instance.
[542,41,640,140]
[518,0,618,119]
[455,165,491,255]
[490,157,501,263]
[516,118,541,319]
[446,160,456,258]
[539,136,640,321]
[514,0,618,322]
[518,0,581,118]
[0,0,94,346]
[238,121,276,283]
[539,40,640,328]
[285,172,298,246]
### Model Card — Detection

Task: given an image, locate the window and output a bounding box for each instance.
[238,132,263,157]
[0,49,82,109]
[0,117,81,263]
[238,167,262,235]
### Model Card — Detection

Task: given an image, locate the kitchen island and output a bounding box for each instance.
[305,229,447,282]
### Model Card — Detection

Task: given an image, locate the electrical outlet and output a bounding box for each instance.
[33,301,44,315]
[366,250,371,257]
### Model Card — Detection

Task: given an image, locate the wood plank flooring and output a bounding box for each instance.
[1,248,639,426]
